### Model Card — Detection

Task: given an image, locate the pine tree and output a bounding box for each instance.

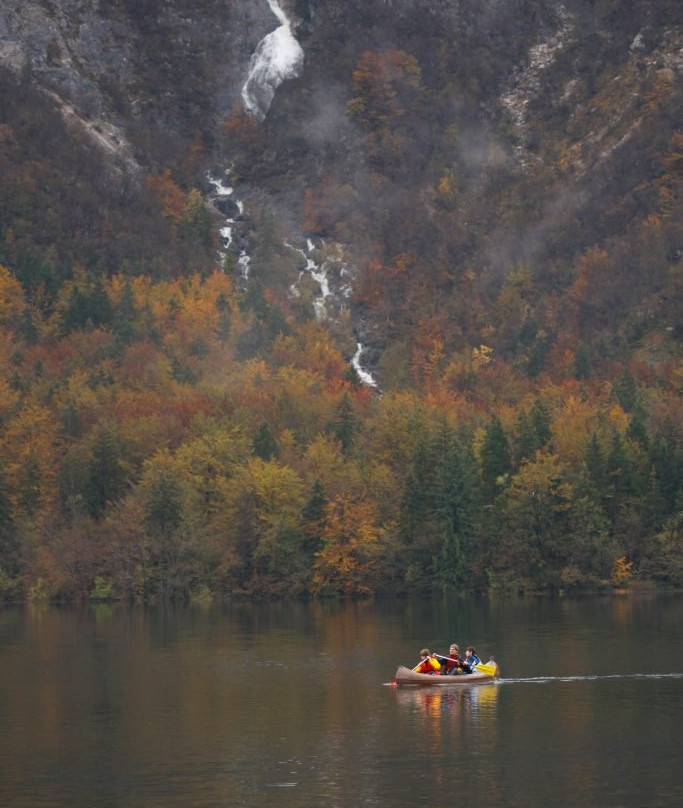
[17,456,41,516]
[18,306,38,343]
[142,467,186,597]
[0,461,18,574]
[84,427,127,520]
[302,478,328,561]
[328,392,357,454]
[215,292,232,341]
[650,432,682,517]
[113,277,138,347]
[399,426,477,589]
[432,431,467,590]
[531,397,552,448]
[399,431,434,547]
[584,432,607,500]
[398,428,441,585]
[62,285,90,333]
[253,422,280,461]
[61,400,83,441]
[514,410,540,465]
[89,275,112,328]
[144,472,183,538]
[627,407,649,450]
[574,343,592,379]
[480,416,511,499]
[605,431,636,525]
[613,369,639,413]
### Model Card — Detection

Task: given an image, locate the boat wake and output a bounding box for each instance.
[500,673,683,685]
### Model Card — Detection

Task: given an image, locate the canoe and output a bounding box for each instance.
[394,663,499,686]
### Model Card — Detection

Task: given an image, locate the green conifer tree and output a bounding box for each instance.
[17,456,41,516]
[112,277,138,347]
[253,422,280,461]
[89,275,112,327]
[84,427,127,520]
[613,369,639,413]
[0,461,18,574]
[144,473,184,538]
[649,428,682,517]
[574,343,592,379]
[215,292,232,341]
[301,478,328,562]
[530,397,552,448]
[513,410,540,465]
[62,285,89,333]
[432,431,468,590]
[328,392,357,454]
[584,432,607,501]
[480,416,511,500]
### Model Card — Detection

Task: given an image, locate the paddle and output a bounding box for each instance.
[434,653,460,663]
[473,661,498,676]
[412,654,440,673]
[434,653,498,676]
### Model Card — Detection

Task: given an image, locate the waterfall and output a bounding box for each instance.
[238,4,378,388]
[285,239,379,389]
[351,343,378,389]
[285,239,332,321]
[208,169,250,280]
[237,252,251,281]
[241,0,304,121]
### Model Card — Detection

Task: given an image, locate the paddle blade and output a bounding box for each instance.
[475,662,498,677]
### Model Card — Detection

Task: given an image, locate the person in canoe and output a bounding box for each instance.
[459,646,482,674]
[439,644,463,675]
[413,648,441,674]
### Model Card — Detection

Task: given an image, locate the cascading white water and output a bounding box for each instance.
[285,240,331,320]
[208,169,250,280]
[208,172,235,250]
[237,252,251,281]
[236,5,378,388]
[351,343,378,389]
[241,0,304,120]
[285,240,379,389]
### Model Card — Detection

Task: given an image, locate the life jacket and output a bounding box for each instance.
[462,653,481,673]
[415,657,440,674]
[443,655,461,674]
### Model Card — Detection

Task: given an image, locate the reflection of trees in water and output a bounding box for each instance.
[394,684,500,754]
[394,682,499,713]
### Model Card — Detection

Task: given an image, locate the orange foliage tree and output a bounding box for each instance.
[312,493,383,596]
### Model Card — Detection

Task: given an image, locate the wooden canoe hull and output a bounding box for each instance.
[394,664,499,686]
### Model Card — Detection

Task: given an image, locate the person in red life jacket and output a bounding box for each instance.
[459,647,481,674]
[413,648,441,674]
[439,643,463,675]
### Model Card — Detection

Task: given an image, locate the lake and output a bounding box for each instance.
[1,594,682,807]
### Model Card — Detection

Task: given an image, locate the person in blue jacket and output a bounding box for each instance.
[460,647,481,673]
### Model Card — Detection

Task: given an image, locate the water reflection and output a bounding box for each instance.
[394,684,500,755]
[394,682,499,716]
[1,596,682,808]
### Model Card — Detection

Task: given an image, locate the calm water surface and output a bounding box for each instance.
[1,594,682,807]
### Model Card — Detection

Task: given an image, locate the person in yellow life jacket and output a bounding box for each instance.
[413,648,441,674]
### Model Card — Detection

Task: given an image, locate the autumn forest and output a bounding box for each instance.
[0,0,681,602]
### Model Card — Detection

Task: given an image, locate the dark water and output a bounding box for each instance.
[1,594,682,808]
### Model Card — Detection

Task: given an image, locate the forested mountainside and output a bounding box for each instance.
[0,0,681,601]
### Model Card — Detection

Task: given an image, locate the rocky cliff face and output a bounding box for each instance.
[0,0,280,164]
[1,0,680,379]
[3,0,678,183]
